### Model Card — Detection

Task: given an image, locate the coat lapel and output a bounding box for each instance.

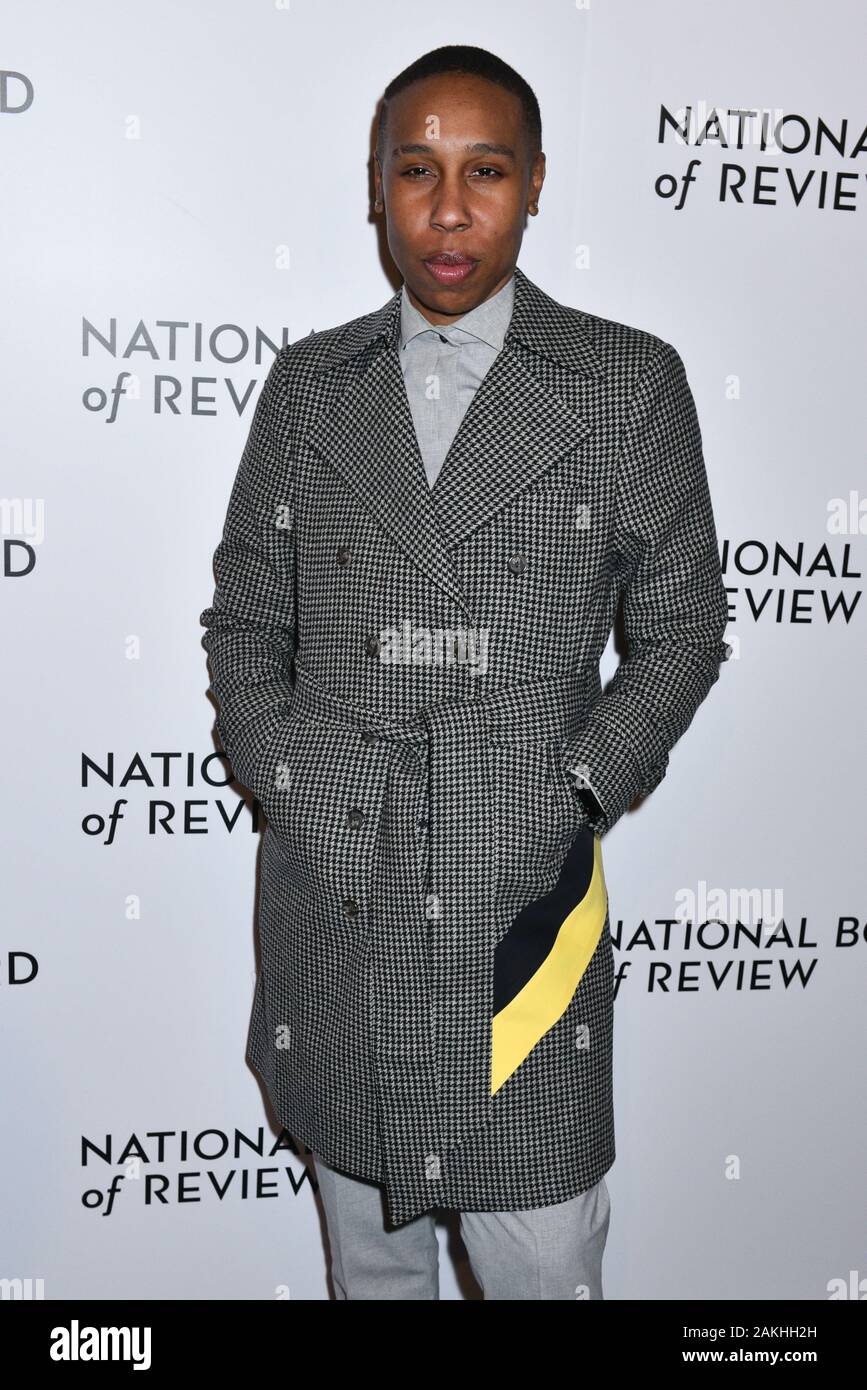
[305,339,468,613]
[303,266,603,618]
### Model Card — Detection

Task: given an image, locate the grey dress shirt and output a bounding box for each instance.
[398,272,515,489]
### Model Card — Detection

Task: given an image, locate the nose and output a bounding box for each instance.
[429,171,472,232]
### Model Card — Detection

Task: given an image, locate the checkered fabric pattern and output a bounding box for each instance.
[199,265,731,1226]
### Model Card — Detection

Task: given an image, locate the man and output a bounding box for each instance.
[199,44,730,1300]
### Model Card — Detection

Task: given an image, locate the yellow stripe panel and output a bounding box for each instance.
[491,836,608,1095]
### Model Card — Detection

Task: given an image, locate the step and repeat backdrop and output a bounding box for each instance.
[3,0,864,1300]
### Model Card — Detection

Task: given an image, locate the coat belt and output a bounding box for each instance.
[286,658,595,1191]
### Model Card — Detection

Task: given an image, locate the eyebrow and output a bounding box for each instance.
[391,141,517,160]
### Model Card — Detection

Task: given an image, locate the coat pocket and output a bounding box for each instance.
[251,711,309,841]
[263,717,391,898]
[486,738,568,902]
[546,736,589,845]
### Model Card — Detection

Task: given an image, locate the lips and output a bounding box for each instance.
[423,253,478,285]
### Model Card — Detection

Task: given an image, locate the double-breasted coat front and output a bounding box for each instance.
[200,266,730,1228]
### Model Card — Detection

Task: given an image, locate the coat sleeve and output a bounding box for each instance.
[560,336,731,837]
[199,348,297,820]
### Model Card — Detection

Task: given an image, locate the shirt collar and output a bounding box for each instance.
[399,271,515,352]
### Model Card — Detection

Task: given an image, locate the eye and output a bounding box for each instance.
[399,165,505,180]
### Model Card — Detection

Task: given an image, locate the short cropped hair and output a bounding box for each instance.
[375,44,542,165]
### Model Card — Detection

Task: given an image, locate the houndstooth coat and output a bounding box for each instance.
[200,265,730,1228]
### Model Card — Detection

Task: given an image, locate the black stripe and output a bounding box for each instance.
[493,828,595,1013]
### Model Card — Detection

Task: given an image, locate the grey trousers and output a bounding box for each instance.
[312,1152,611,1300]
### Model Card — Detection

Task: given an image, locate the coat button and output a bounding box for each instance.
[346,808,365,830]
[342,897,359,919]
[336,545,352,567]
[360,730,378,745]
[507,552,528,574]
[365,633,381,657]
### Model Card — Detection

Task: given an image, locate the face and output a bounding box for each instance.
[374,72,545,325]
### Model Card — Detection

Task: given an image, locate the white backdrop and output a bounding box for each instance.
[3,0,864,1301]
